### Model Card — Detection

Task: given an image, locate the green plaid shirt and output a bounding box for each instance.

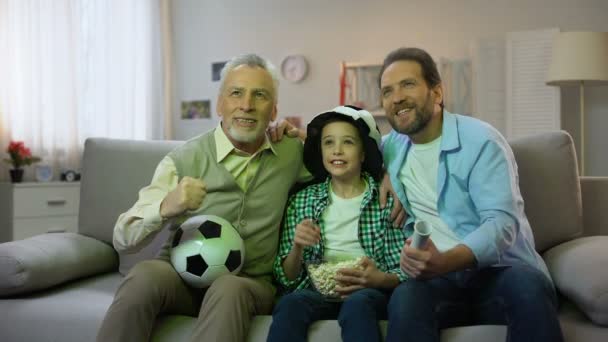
[273,174,408,292]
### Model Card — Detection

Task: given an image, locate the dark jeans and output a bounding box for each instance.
[267,288,389,342]
[386,264,564,342]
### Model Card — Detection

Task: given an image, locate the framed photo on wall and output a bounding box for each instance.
[212,61,227,82]
[181,100,211,120]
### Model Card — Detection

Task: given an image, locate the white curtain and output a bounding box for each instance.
[0,0,164,181]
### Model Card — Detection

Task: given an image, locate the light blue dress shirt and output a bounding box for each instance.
[382,110,551,281]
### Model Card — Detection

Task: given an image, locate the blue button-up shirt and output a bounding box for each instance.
[382,111,551,281]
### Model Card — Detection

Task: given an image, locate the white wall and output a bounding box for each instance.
[171,0,608,175]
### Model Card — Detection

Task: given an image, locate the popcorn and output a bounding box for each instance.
[306,257,365,298]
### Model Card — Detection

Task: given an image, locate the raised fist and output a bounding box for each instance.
[160,177,207,218]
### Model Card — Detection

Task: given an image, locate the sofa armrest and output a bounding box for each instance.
[0,232,118,297]
[581,176,608,236]
[543,236,608,326]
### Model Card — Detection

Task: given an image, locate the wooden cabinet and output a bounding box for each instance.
[0,182,80,242]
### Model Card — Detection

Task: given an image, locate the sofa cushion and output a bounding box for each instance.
[509,131,583,252]
[79,138,183,275]
[544,236,608,326]
[151,315,508,342]
[0,272,121,342]
[559,299,608,341]
[0,233,118,296]
[79,138,181,244]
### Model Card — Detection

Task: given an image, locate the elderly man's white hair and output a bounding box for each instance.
[219,54,280,103]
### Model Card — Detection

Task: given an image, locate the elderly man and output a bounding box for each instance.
[97,54,307,342]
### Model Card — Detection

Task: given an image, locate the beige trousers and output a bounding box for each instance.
[96,259,275,342]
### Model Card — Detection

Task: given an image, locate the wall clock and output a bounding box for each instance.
[281,55,309,83]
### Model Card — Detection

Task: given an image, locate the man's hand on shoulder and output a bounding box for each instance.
[379,172,407,228]
[160,176,207,218]
[267,118,306,143]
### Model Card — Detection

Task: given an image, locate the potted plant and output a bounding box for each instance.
[3,141,41,183]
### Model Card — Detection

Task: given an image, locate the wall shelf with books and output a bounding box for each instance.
[339,62,391,134]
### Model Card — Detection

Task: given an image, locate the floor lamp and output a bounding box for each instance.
[546,31,608,176]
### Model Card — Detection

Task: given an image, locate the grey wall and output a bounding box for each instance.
[171,0,608,175]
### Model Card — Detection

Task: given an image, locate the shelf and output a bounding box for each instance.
[7,182,80,188]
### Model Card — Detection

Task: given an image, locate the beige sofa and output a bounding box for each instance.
[1,131,607,341]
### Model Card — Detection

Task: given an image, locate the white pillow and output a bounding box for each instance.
[544,236,608,326]
[0,233,117,297]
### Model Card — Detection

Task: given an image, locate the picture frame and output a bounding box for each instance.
[181,100,211,120]
[212,61,227,82]
[35,164,53,182]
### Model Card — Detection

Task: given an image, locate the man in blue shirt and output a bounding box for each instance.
[380,47,564,342]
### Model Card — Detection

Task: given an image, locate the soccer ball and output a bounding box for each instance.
[170,215,245,288]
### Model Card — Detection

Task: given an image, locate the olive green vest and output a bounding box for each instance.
[164,132,303,285]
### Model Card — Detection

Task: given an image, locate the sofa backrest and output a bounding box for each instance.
[508,130,583,252]
[79,138,182,244]
[78,131,582,255]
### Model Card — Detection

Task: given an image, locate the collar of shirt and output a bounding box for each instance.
[310,174,379,204]
[214,124,277,162]
[439,110,461,152]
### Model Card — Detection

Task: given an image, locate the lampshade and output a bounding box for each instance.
[546,31,608,86]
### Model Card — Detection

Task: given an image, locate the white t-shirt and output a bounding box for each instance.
[322,182,367,262]
[399,135,461,252]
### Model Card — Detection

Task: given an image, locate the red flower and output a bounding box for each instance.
[7,141,24,153]
[4,140,40,169]
[20,146,32,158]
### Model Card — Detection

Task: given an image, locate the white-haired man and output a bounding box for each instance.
[97,54,308,342]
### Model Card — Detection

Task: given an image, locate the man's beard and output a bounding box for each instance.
[391,95,434,136]
[228,124,264,144]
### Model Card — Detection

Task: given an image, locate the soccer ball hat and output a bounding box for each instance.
[303,105,383,181]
